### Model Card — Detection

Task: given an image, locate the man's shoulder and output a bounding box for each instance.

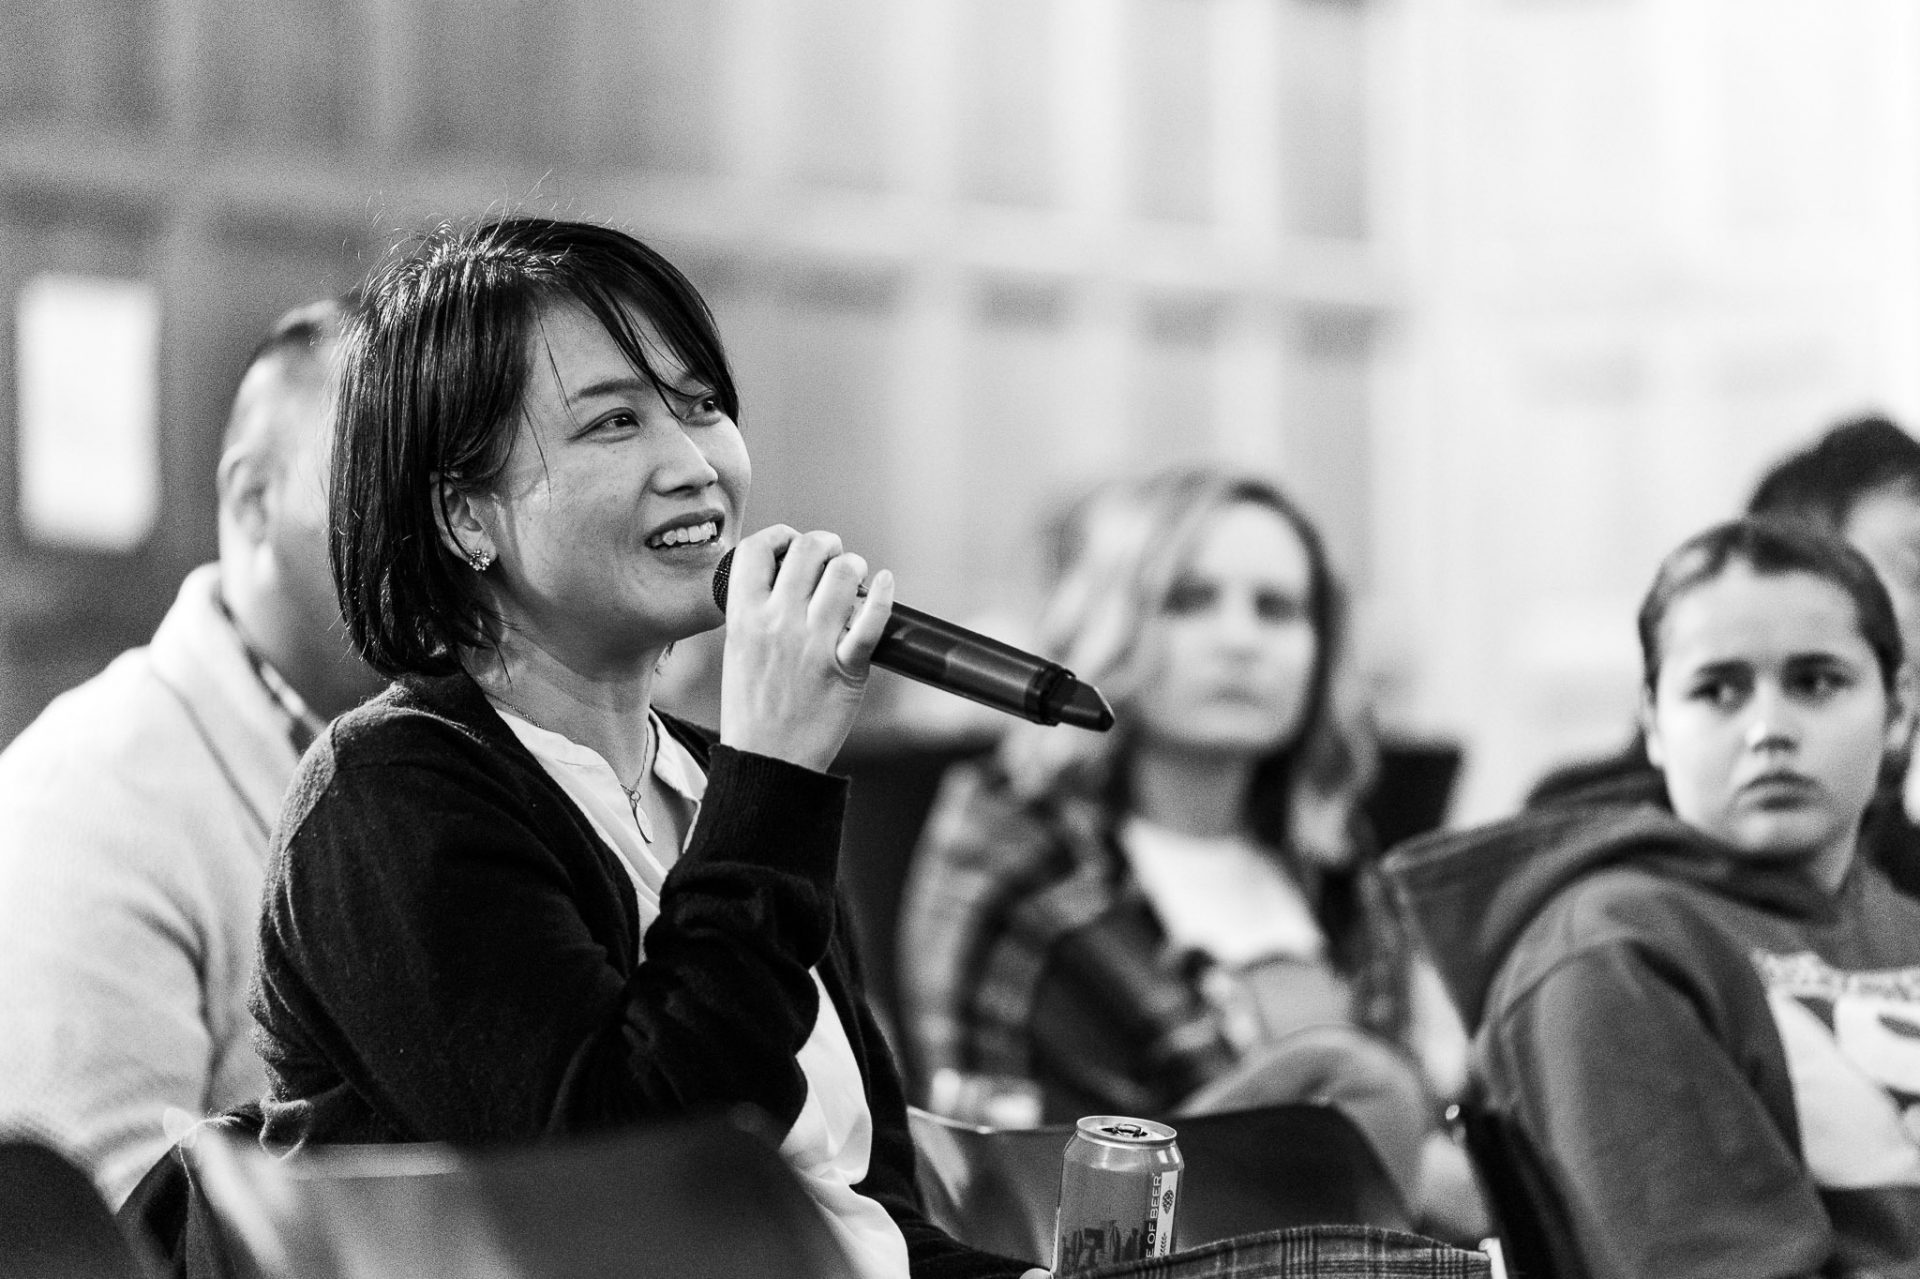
[0,642,265,891]
[0,563,276,786]
[0,645,206,783]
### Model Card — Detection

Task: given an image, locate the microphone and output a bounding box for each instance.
[711,549,1114,731]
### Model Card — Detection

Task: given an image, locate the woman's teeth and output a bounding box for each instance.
[650,520,718,548]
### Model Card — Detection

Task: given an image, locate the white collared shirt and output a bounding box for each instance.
[492,706,703,948]
[493,704,909,1279]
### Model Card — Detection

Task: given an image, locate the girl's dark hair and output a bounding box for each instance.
[1637,516,1904,692]
[331,216,738,677]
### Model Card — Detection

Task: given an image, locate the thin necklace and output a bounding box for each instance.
[620,719,660,844]
[489,691,658,843]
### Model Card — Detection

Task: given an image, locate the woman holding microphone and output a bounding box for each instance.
[247,215,1041,1279]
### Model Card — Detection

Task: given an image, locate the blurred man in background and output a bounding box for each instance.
[1532,414,1920,897]
[0,298,382,1202]
[1748,417,1920,690]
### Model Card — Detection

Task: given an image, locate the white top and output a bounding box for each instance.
[1121,815,1352,1049]
[1119,815,1327,967]
[492,706,702,951]
[494,706,910,1279]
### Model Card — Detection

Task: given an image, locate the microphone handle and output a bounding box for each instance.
[709,546,1110,729]
[876,602,1074,726]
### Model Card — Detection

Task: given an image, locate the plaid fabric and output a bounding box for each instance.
[898,762,1414,1119]
[1077,1226,1491,1279]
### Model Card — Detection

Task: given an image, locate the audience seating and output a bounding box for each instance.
[0,1138,157,1279]
[835,732,999,1062]
[909,1100,1415,1266]
[1451,1100,1587,1279]
[166,1110,846,1279]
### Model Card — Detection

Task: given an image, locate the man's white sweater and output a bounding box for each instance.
[0,565,303,1203]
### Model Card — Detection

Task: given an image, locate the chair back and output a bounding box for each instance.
[1453,1102,1587,1279]
[0,1138,156,1279]
[188,1112,849,1279]
[909,1107,1063,1262]
[834,734,995,1069]
[908,1101,1415,1266]
[1174,1104,1415,1244]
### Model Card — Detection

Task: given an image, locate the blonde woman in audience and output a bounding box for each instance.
[898,465,1478,1235]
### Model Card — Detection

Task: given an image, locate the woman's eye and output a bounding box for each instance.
[1253,591,1305,624]
[668,387,725,424]
[1689,678,1744,709]
[1162,582,1216,615]
[1790,667,1851,699]
[590,411,639,434]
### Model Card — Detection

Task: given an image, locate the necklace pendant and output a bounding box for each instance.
[624,784,655,843]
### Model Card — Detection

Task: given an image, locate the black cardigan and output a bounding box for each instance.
[249,672,1029,1278]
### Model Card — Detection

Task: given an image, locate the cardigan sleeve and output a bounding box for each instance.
[253,723,844,1144]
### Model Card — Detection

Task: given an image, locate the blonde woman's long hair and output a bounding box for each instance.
[998,466,1378,869]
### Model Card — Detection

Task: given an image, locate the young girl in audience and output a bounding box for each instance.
[898,465,1477,1232]
[247,216,1040,1279]
[1390,517,1920,1279]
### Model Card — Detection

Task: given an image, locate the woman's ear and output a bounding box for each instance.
[1639,687,1666,769]
[432,474,494,569]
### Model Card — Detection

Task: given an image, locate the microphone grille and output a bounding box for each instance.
[711,548,736,611]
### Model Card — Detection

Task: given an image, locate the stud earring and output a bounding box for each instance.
[466,547,495,573]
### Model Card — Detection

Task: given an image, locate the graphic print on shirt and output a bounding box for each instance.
[1754,950,1920,1188]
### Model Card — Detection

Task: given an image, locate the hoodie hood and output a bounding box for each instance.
[1382,789,1840,1033]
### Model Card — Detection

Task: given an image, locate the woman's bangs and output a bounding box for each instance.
[570,265,735,420]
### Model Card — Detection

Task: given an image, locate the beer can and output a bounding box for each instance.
[1052,1115,1183,1275]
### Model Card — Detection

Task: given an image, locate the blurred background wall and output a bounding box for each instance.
[1384,0,1920,817]
[0,0,1915,822]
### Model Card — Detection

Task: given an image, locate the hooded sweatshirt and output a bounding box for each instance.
[1385,783,1920,1279]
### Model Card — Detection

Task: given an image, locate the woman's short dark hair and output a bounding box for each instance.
[1637,516,1904,693]
[331,216,738,677]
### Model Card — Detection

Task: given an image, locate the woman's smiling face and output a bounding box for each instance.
[1644,564,1901,885]
[470,299,749,670]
